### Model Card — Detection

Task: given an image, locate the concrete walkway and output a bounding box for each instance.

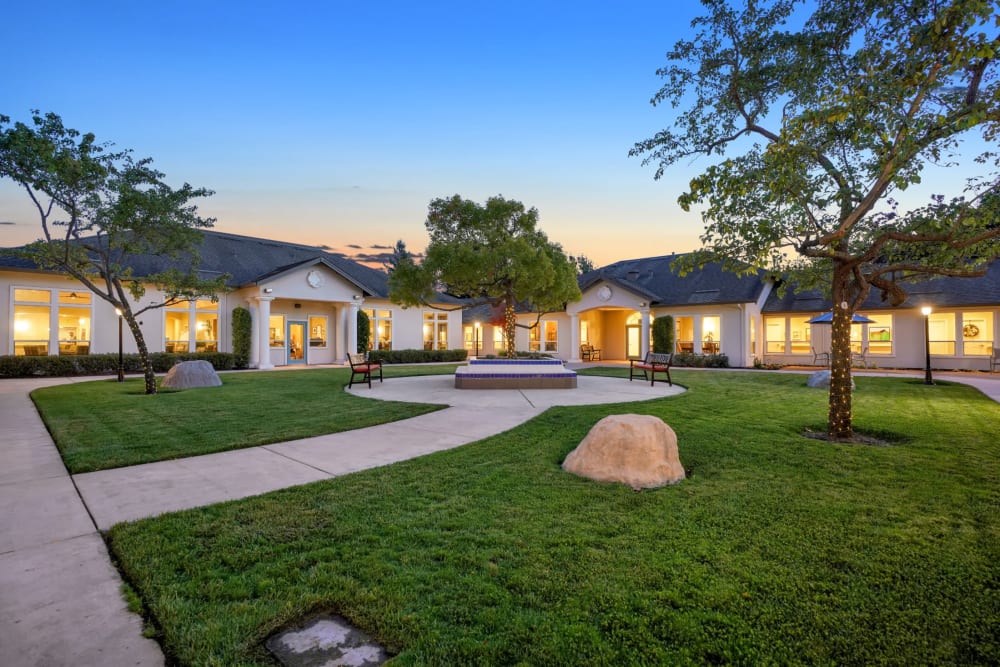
[2,366,997,666]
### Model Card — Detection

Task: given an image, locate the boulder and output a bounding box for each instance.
[161,360,222,389]
[562,414,684,490]
[807,370,855,389]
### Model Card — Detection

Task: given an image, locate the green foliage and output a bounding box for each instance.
[388,195,581,357]
[0,111,227,394]
[631,0,1000,437]
[231,307,252,369]
[0,351,238,378]
[105,371,1000,665]
[356,309,371,353]
[368,348,468,364]
[671,352,729,368]
[652,315,675,354]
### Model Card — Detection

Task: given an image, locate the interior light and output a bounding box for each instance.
[921,306,932,316]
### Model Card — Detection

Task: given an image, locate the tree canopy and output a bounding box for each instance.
[0,111,225,394]
[632,0,1000,439]
[388,195,581,358]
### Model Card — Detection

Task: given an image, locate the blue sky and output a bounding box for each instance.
[0,1,988,268]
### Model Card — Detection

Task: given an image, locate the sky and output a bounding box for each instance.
[0,1,711,267]
[0,2,990,270]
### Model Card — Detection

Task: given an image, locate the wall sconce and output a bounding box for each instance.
[263,287,273,294]
[352,294,361,300]
[639,302,647,308]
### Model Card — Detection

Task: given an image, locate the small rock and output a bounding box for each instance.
[161,360,221,389]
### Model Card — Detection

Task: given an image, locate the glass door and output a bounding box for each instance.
[287,320,306,364]
[626,324,641,359]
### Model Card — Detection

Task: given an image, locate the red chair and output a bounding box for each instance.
[348,353,382,388]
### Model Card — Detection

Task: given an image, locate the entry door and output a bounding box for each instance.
[287,320,307,364]
[626,324,641,359]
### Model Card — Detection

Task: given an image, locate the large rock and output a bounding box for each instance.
[161,360,222,389]
[562,414,685,490]
[807,370,855,389]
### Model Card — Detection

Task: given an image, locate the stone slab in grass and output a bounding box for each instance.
[266,615,390,666]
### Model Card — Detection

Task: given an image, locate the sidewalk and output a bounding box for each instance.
[1,367,997,666]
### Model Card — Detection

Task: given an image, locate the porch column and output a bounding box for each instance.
[247,299,260,368]
[640,307,651,356]
[254,296,274,370]
[569,313,581,362]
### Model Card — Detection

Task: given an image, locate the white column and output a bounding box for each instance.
[569,313,581,362]
[640,308,651,356]
[255,296,274,370]
[248,299,260,368]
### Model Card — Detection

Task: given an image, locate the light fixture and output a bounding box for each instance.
[639,301,647,308]
[263,287,273,294]
[921,306,933,385]
[115,308,124,382]
[352,294,361,300]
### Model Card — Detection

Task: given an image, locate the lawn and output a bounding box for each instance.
[105,369,1000,665]
[31,365,457,473]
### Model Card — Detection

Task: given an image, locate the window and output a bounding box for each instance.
[423,312,448,350]
[366,309,393,350]
[701,316,720,354]
[269,315,285,347]
[850,322,864,354]
[13,288,50,356]
[57,291,92,355]
[961,311,993,356]
[928,312,956,355]
[867,315,893,355]
[765,316,786,353]
[676,316,694,353]
[194,300,218,352]
[789,316,811,354]
[309,316,327,347]
[165,300,219,352]
[529,324,540,351]
[543,320,558,352]
[494,326,506,355]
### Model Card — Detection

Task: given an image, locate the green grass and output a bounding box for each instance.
[32,365,457,473]
[106,370,1000,665]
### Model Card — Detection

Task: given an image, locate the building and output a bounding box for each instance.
[1,231,463,367]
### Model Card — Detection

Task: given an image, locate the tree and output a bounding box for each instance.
[570,253,596,274]
[653,315,675,354]
[632,0,1000,440]
[389,195,581,358]
[0,111,226,394]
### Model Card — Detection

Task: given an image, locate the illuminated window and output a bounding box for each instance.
[423,312,448,350]
[365,309,392,350]
[676,316,694,353]
[928,312,956,355]
[165,309,189,353]
[701,316,721,354]
[13,288,51,356]
[269,315,285,348]
[494,326,506,355]
[309,316,327,347]
[788,316,811,354]
[961,311,993,356]
[867,315,893,355]
[57,291,92,356]
[164,300,219,353]
[765,316,786,353]
[543,320,558,352]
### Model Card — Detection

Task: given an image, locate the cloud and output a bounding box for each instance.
[370,244,393,250]
[346,243,363,249]
[0,221,16,225]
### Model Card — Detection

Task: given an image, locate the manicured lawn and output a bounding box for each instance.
[107,370,1000,665]
[32,365,457,473]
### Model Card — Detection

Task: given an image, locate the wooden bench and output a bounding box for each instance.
[629,352,672,386]
[348,352,382,388]
[580,343,602,361]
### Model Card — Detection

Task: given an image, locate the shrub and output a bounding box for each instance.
[652,315,675,354]
[357,310,371,353]
[0,352,239,378]
[671,352,730,368]
[368,348,468,364]
[231,307,252,369]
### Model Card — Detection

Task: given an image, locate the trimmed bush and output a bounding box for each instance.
[652,315,675,354]
[0,352,239,378]
[671,352,730,368]
[231,307,252,369]
[357,309,371,353]
[368,348,468,364]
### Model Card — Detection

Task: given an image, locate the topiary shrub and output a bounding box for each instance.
[231,306,252,369]
[357,309,371,353]
[653,315,675,354]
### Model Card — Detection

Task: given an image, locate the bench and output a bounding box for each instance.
[629,352,672,386]
[580,343,601,361]
[348,352,382,388]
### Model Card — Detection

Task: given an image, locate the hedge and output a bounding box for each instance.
[367,348,468,364]
[670,352,730,368]
[0,352,242,378]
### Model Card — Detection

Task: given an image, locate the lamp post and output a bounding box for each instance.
[115,308,124,382]
[921,306,933,385]
[474,321,480,358]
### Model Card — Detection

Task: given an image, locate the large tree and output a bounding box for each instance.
[0,111,226,394]
[388,195,581,358]
[632,0,1000,440]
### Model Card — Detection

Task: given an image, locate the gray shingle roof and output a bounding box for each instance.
[578,254,768,306]
[763,259,1000,312]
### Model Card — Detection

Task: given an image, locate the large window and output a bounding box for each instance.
[928,312,956,355]
[57,291,92,355]
[309,316,327,348]
[423,312,448,350]
[867,315,893,355]
[962,311,994,356]
[493,326,506,355]
[166,300,218,352]
[789,316,811,355]
[765,316,786,353]
[13,288,51,356]
[528,320,559,352]
[676,316,694,353]
[366,309,393,350]
[701,316,721,354]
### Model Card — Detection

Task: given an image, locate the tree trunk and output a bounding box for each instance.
[828,262,853,439]
[504,298,517,359]
[124,313,157,395]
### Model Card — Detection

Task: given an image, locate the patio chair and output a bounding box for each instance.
[851,349,868,369]
[580,343,601,361]
[812,347,830,366]
[348,353,382,388]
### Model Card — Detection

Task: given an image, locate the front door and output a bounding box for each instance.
[287,320,306,364]
[626,324,641,359]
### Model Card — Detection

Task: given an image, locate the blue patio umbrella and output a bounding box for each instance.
[806,311,875,324]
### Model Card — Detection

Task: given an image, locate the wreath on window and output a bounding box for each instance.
[963,323,980,338]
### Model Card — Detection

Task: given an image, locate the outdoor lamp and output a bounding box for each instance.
[115,308,125,382]
[474,321,481,358]
[921,306,933,385]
